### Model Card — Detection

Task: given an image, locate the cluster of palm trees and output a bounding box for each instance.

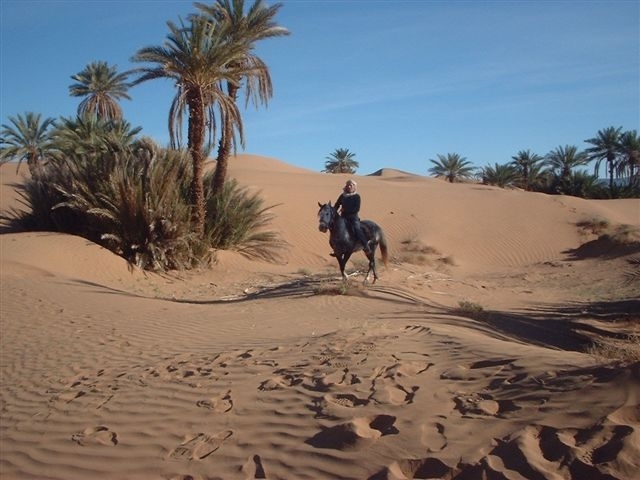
[428,127,639,199]
[0,0,290,269]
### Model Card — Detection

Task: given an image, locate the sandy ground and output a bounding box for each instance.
[1,156,639,480]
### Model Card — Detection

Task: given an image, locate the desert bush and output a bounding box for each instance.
[2,143,286,270]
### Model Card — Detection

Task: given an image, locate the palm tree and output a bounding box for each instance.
[323,148,359,174]
[52,116,141,158]
[0,112,56,175]
[481,163,519,188]
[195,0,289,194]
[585,126,623,194]
[131,15,246,236]
[567,170,605,199]
[618,130,640,187]
[428,153,475,183]
[69,61,132,121]
[510,149,543,191]
[544,145,589,194]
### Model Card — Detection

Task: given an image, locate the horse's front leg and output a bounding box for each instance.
[338,253,352,282]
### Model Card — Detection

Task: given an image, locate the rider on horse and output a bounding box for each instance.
[334,179,371,254]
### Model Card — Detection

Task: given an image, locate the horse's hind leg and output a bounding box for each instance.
[363,251,377,285]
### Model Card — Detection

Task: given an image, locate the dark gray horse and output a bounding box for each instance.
[317,201,388,284]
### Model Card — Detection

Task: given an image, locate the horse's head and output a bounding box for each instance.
[317,201,335,233]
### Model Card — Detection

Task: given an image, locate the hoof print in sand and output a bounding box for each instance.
[71,425,118,446]
[307,414,398,451]
[168,430,233,461]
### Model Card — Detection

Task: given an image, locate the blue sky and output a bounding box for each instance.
[1,0,638,176]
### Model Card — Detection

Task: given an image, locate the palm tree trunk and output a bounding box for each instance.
[212,83,240,195]
[187,89,206,236]
[607,153,616,196]
[212,122,232,194]
[27,150,41,177]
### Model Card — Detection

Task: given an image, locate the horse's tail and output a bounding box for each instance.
[378,228,389,267]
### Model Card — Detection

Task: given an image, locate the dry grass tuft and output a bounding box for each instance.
[623,257,640,286]
[576,217,640,246]
[587,332,640,364]
[312,279,349,296]
[576,217,610,236]
[455,300,488,320]
[395,237,454,267]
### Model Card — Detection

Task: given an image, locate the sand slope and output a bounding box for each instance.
[1,157,639,480]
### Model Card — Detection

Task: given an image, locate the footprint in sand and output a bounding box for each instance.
[324,392,369,408]
[196,389,233,413]
[71,425,118,446]
[371,376,420,405]
[167,430,233,460]
[241,454,267,479]
[258,374,302,391]
[372,457,452,480]
[453,393,503,417]
[307,415,398,451]
[421,422,448,452]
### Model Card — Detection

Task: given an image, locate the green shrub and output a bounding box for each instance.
[2,143,286,271]
[204,177,287,262]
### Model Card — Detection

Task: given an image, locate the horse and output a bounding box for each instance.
[317,201,388,284]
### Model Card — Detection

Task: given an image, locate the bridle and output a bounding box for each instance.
[318,204,336,233]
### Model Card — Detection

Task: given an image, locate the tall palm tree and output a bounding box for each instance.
[131,15,246,235]
[195,0,289,194]
[585,126,623,194]
[0,112,56,175]
[618,130,640,187]
[323,148,359,174]
[544,145,589,194]
[69,61,132,121]
[510,149,543,191]
[428,153,475,183]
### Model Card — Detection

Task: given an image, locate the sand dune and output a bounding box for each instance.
[1,156,639,480]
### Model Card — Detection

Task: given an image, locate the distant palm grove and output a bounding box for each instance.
[425,126,639,199]
[0,0,290,271]
[325,127,639,199]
